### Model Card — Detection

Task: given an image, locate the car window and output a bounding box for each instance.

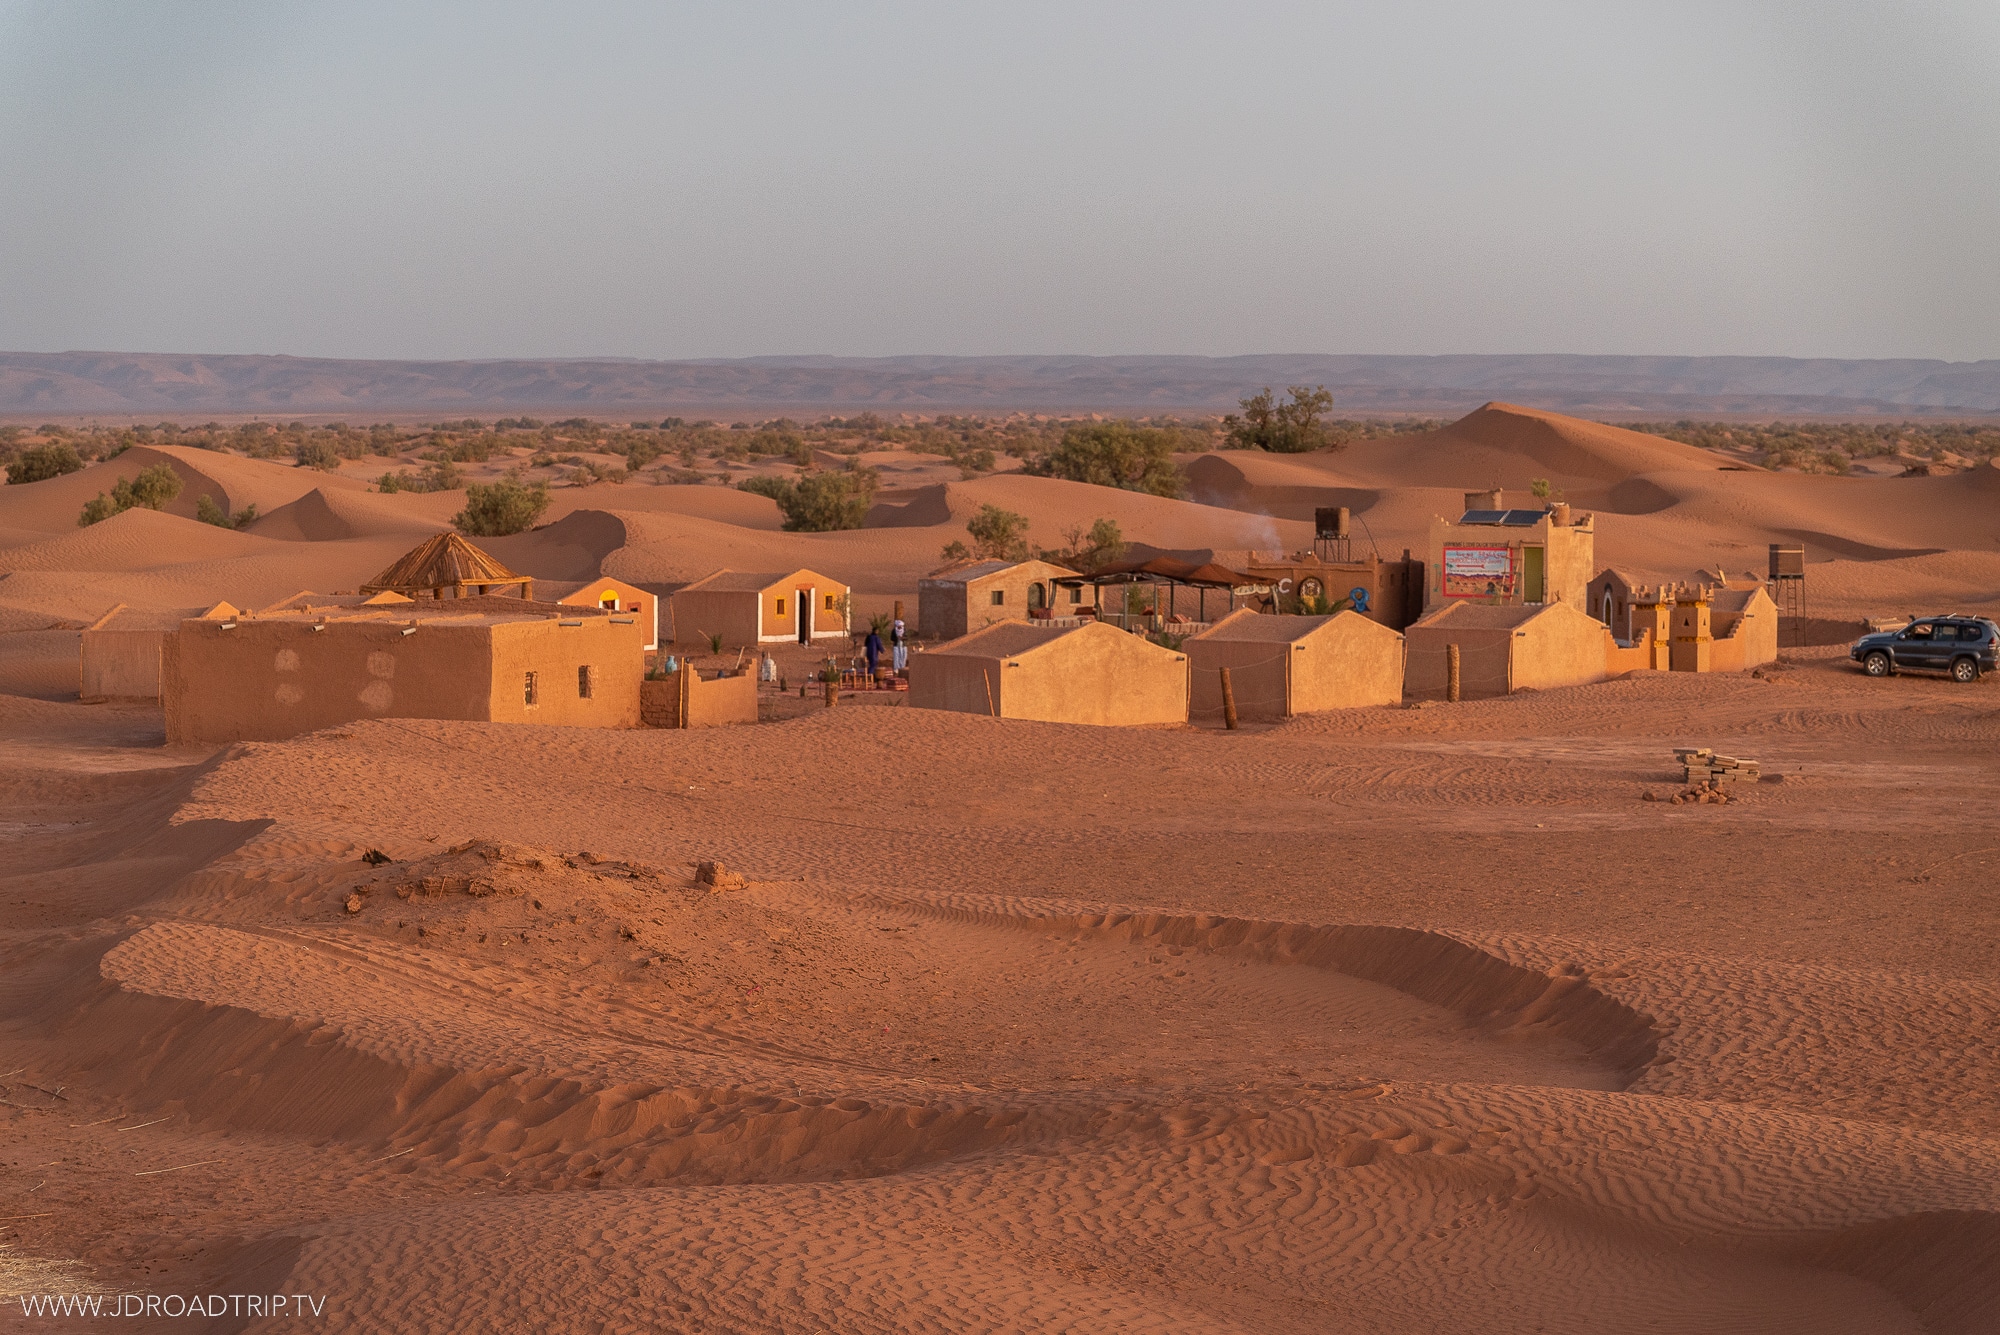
[1961,624,1986,642]
[1906,623,1933,639]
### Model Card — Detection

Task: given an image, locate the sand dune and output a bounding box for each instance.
[0,445,365,536]
[0,402,1996,1329]
[247,486,456,542]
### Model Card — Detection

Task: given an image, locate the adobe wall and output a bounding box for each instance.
[164,620,497,744]
[1603,629,1657,677]
[1712,591,1779,672]
[80,629,165,701]
[908,652,1003,716]
[669,591,763,649]
[639,671,758,727]
[1546,523,1595,612]
[968,563,1092,628]
[1402,625,1511,700]
[1290,615,1405,712]
[1004,628,1187,726]
[485,618,643,727]
[1509,605,1613,692]
[916,579,971,642]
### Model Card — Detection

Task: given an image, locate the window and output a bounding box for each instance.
[1906,623,1935,640]
[578,665,594,699]
[775,597,786,616]
[600,593,618,610]
[1961,624,1985,642]
[992,590,1006,606]
[524,671,538,706]
[1068,585,1082,604]
[825,594,837,611]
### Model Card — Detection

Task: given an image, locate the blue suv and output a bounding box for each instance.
[1851,616,1999,683]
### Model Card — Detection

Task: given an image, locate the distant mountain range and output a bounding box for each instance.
[5,351,1998,419]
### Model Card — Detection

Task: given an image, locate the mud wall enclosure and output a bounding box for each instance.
[639,671,758,727]
[164,616,643,742]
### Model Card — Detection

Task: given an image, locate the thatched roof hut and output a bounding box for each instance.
[361,532,532,600]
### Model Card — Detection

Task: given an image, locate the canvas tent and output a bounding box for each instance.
[1185,609,1404,721]
[909,619,1188,726]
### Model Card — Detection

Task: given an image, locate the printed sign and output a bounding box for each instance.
[1442,545,1515,599]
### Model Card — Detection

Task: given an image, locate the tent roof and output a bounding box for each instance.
[1190,609,1338,644]
[362,532,527,594]
[1058,556,1254,589]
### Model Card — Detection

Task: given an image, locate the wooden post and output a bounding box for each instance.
[983,669,997,717]
[1220,667,1238,730]
[823,678,837,708]
[678,663,692,728]
[1446,643,1461,703]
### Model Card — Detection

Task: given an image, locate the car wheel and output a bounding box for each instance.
[1952,656,1980,683]
[1863,651,1891,677]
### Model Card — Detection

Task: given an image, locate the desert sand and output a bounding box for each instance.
[1,403,1996,1333]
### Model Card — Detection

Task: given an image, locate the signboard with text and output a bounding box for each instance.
[1442,545,1515,599]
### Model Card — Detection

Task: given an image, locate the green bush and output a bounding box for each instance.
[6,443,84,485]
[294,439,342,471]
[739,468,877,531]
[78,462,182,526]
[196,494,230,527]
[1224,385,1337,453]
[453,477,551,536]
[1029,423,1184,498]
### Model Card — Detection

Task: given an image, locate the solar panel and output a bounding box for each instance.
[1457,509,1507,524]
[1500,509,1548,525]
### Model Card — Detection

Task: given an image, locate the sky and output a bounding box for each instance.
[1,1,1996,362]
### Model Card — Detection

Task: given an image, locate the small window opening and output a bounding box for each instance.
[578,665,594,699]
[1069,585,1082,604]
[524,671,538,706]
[776,598,786,616]
[991,590,1006,606]
[825,594,837,611]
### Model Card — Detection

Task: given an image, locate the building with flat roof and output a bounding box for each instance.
[917,559,1094,640]
[1427,491,1594,615]
[1186,609,1404,720]
[163,597,645,743]
[909,619,1187,726]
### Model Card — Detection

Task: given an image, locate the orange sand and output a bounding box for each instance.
[0,404,1994,1332]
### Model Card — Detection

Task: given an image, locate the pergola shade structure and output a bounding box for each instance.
[1054,557,1257,628]
[361,532,533,601]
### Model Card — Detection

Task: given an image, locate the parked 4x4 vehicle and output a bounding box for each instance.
[1851,616,1999,682]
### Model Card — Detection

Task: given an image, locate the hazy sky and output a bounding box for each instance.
[2,1,1996,361]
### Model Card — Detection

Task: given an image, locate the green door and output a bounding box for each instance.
[1522,547,1545,603]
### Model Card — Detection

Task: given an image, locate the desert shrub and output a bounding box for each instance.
[196,494,230,527]
[1040,517,1124,571]
[1029,422,1185,498]
[453,477,551,536]
[7,442,85,485]
[739,468,877,531]
[943,503,1030,562]
[78,462,182,526]
[294,439,342,471]
[1223,385,1337,453]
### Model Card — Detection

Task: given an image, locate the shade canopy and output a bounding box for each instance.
[1055,557,1256,590]
[361,532,533,600]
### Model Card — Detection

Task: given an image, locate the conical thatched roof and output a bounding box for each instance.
[361,532,532,598]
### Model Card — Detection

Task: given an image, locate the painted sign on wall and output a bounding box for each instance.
[1442,545,1515,599]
